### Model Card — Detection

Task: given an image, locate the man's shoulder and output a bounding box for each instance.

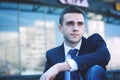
[46,44,63,54]
[88,33,102,39]
[86,33,106,45]
[47,46,60,52]
[87,33,104,41]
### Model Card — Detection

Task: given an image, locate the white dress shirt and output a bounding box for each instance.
[64,39,82,80]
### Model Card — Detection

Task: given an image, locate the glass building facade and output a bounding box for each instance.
[0,3,59,75]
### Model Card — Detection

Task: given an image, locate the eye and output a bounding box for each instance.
[66,21,74,26]
[78,22,84,26]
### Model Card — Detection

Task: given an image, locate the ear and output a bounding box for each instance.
[58,24,63,33]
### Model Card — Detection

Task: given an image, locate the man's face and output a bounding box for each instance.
[59,13,85,45]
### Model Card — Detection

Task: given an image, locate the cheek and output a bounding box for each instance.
[60,28,66,34]
[61,27,67,32]
[80,27,85,32]
[62,29,70,36]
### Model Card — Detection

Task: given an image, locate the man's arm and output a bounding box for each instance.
[73,33,111,71]
[40,61,70,80]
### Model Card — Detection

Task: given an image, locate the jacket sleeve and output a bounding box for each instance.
[73,33,111,72]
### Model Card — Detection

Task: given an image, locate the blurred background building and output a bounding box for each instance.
[0,0,120,79]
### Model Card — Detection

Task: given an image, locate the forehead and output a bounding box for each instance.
[63,13,84,22]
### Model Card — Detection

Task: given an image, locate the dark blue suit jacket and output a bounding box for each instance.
[44,33,110,80]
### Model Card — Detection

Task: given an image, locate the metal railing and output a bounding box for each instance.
[0,70,120,80]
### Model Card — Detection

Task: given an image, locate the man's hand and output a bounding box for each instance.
[40,64,59,80]
[40,61,71,80]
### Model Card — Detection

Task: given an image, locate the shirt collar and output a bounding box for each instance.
[64,39,82,56]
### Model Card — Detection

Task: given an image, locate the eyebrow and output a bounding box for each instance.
[66,21,84,24]
[66,21,74,24]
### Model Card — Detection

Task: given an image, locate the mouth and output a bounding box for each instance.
[70,34,79,37]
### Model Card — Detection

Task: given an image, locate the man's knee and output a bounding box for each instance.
[89,65,105,73]
[84,65,108,80]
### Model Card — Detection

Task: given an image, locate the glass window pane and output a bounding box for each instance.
[19,9,58,75]
[0,7,19,75]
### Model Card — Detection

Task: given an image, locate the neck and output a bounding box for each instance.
[64,41,79,48]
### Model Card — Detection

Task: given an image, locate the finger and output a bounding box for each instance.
[40,75,46,80]
[46,77,50,80]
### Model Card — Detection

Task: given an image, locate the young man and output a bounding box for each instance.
[40,5,110,80]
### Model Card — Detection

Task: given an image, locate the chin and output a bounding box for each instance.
[71,40,80,44]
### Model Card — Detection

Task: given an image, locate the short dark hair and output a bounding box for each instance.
[59,5,85,25]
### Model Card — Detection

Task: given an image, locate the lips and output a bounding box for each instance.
[70,34,79,37]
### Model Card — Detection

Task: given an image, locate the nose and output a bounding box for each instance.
[72,24,79,31]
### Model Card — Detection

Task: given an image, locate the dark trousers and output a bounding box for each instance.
[83,65,108,80]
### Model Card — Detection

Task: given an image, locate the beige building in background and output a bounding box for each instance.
[0,20,56,75]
